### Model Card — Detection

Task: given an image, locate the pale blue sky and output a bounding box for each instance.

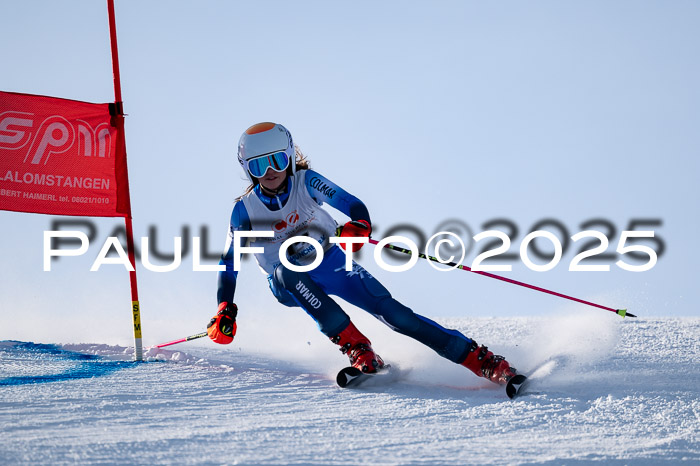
[1,1,698,345]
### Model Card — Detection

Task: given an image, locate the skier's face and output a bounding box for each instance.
[257,167,287,191]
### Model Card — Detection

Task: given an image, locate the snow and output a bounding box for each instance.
[1,315,698,464]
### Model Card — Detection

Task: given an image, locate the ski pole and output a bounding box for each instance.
[152,331,208,349]
[369,238,635,318]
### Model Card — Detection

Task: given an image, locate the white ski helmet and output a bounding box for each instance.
[237,122,295,183]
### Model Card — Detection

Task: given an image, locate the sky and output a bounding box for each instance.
[1,0,699,347]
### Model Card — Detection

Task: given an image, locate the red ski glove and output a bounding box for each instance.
[207,302,238,344]
[339,220,371,252]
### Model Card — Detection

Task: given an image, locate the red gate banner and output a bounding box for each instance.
[0,90,130,217]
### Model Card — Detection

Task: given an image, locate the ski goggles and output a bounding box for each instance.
[246,151,291,178]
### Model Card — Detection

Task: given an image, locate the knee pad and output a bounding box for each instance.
[269,267,297,307]
[273,264,299,291]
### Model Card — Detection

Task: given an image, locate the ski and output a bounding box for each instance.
[336,364,392,388]
[505,374,529,399]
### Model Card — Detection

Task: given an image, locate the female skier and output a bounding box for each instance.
[207,122,517,385]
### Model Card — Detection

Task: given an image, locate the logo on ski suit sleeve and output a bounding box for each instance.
[309,176,336,199]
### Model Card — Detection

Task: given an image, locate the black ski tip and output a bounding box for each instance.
[506,374,528,399]
[336,366,363,388]
[336,364,393,388]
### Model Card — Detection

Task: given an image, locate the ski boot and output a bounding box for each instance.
[461,340,516,385]
[330,321,385,373]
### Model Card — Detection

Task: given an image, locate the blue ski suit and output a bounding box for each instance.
[218,169,474,364]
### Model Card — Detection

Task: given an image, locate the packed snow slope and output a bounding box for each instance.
[1,315,698,465]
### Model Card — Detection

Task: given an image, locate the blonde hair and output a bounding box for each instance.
[235,145,310,202]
